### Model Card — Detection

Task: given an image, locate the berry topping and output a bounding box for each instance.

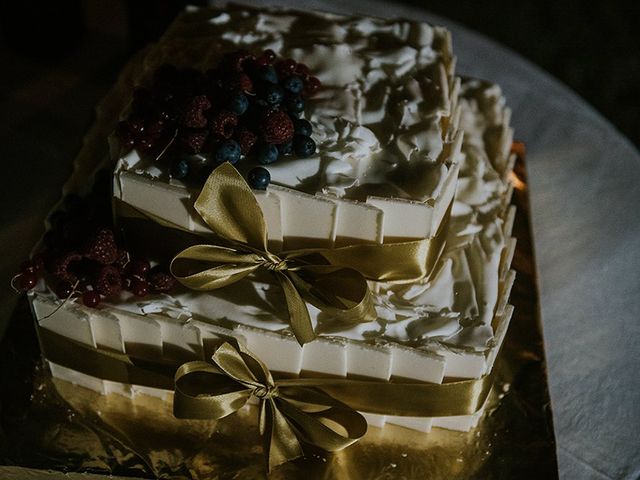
[95,265,122,297]
[129,258,151,277]
[114,50,321,179]
[235,127,258,155]
[227,72,253,93]
[180,95,211,129]
[171,157,190,179]
[260,110,294,145]
[283,75,304,94]
[229,92,249,115]
[148,270,177,292]
[180,128,208,154]
[293,135,316,158]
[275,58,297,76]
[257,144,279,165]
[130,278,149,297]
[248,167,271,190]
[293,119,312,137]
[82,290,101,308]
[114,249,130,273]
[84,229,118,265]
[257,65,278,84]
[285,96,305,114]
[262,49,276,63]
[52,251,83,283]
[210,110,238,139]
[214,139,242,165]
[17,272,38,291]
[304,76,322,96]
[278,140,293,156]
[260,83,285,105]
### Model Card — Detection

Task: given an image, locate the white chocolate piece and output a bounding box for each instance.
[318,194,384,246]
[366,197,434,240]
[253,189,283,251]
[269,184,338,250]
[302,338,347,376]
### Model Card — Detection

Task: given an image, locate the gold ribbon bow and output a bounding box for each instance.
[174,341,367,471]
[170,163,448,345]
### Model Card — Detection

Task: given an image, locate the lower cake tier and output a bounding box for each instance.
[29,282,513,432]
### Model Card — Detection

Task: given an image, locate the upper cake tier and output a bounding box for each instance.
[113,5,463,249]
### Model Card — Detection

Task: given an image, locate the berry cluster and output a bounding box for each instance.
[115,49,322,190]
[15,173,176,307]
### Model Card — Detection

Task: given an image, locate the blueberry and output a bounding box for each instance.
[285,96,305,113]
[278,140,293,156]
[229,93,249,115]
[247,167,271,190]
[293,135,316,158]
[171,158,190,179]
[293,119,312,137]
[262,84,285,105]
[214,139,242,164]
[257,144,279,164]
[257,65,278,84]
[282,75,304,94]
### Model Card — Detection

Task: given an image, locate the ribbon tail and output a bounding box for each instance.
[276,272,316,346]
[261,399,304,472]
[287,266,377,326]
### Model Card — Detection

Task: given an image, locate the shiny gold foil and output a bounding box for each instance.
[0,158,558,478]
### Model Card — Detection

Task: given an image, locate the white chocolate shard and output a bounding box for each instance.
[317,194,384,246]
[366,196,434,241]
[253,189,283,251]
[268,184,338,250]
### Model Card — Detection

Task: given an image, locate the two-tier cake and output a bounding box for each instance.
[19,4,517,466]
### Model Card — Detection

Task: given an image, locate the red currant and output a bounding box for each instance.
[130,279,149,297]
[129,258,150,277]
[17,272,38,291]
[82,290,101,308]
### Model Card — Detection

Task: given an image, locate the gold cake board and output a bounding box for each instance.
[0,157,558,479]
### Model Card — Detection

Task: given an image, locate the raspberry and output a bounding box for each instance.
[84,229,118,265]
[95,265,122,297]
[234,127,258,155]
[180,95,211,129]
[180,129,209,154]
[52,251,83,283]
[210,110,238,139]
[260,110,294,144]
[148,270,177,293]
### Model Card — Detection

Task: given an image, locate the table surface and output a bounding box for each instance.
[1,1,639,479]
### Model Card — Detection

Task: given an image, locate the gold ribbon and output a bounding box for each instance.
[170,163,449,345]
[38,326,494,472]
[174,342,367,471]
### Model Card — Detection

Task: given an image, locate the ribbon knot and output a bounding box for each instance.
[174,342,367,472]
[262,254,288,272]
[170,163,450,345]
[253,384,279,399]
